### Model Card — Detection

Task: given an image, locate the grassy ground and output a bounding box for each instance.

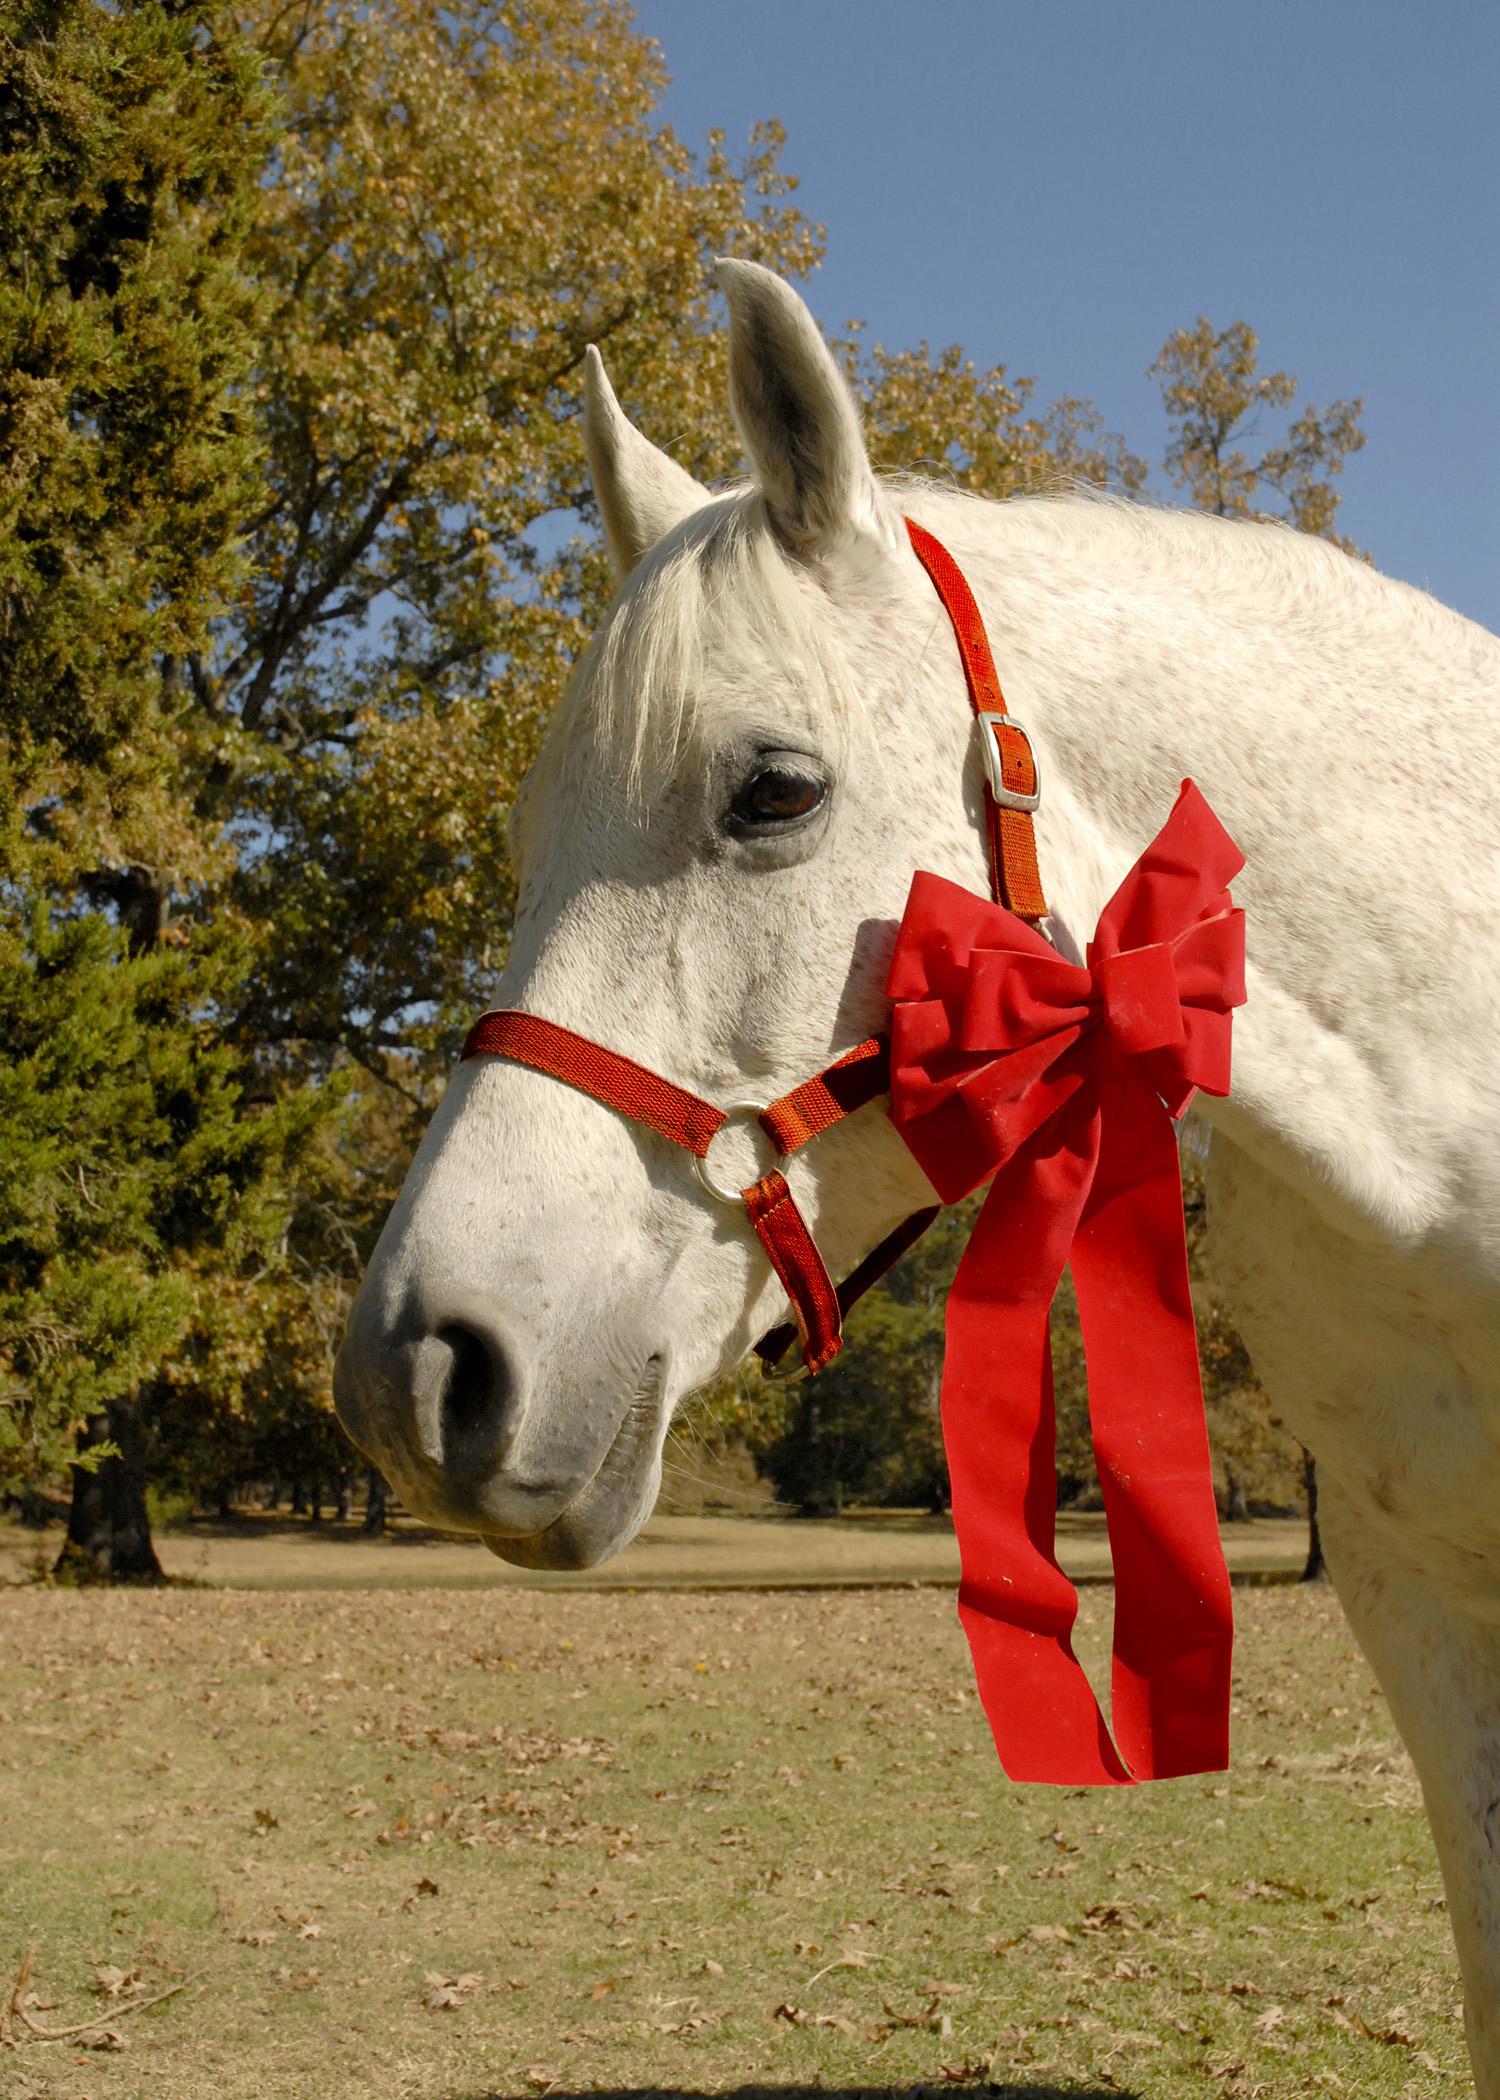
[0,1509,1310,1593]
[1,1568,1464,2100]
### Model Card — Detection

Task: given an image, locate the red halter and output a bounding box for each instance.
[460,517,1041,1376]
[459,514,1244,1790]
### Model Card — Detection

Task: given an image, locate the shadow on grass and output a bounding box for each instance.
[470,2086,1136,2100]
[178,1514,480,1548]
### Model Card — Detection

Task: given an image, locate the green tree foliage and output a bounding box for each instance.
[0,0,832,1547]
[0,906,326,1569]
[0,0,272,879]
[846,331,1146,501]
[0,0,340,1572]
[753,1210,968,1516]
[1180,1142,1304,1517]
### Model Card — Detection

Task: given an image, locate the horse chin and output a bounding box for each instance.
[482,1362,667,1572]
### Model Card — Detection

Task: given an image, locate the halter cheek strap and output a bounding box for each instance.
[460,515,1043,1374]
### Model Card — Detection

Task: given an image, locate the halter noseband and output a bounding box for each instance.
[459,517,1044,1376]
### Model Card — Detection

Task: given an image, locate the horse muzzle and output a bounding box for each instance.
[332,1291,667,1556]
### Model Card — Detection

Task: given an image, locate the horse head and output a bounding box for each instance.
[333,263,989,1568]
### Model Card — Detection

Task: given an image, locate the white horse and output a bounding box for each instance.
[334,260,1500,2090]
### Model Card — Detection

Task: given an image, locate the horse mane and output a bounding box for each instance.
[533,476,1491,819]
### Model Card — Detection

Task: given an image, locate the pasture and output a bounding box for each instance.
[1,1533,1466,2100]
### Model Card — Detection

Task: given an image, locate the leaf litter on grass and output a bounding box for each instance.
[0,1578,1470,2098]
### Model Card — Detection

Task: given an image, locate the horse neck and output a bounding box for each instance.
[903,490,1498,1250]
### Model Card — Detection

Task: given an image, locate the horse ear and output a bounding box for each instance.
[716,258,888,560]
[583,347,710,580]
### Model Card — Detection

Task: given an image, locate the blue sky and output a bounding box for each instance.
[632,0,1498,632]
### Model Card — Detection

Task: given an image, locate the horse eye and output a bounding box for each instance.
[728,764,826,830]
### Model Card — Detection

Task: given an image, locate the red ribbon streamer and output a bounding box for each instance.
[887,780,1247,1786]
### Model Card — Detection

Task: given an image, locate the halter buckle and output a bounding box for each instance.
[695,1102,787,1207]
[976,711,1041,813]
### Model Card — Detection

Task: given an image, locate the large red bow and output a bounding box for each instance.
[887,780,1247,1785]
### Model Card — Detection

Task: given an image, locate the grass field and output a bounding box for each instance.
[0,1508,1311,1593]
[0,1533,1466,2100]
[0,1511,1310,1587]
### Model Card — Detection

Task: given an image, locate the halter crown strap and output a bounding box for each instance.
[905,517,1048,921]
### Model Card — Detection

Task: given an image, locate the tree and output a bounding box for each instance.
[0,0,340,1573]
[0,908,325,1577]
[3,0,829,1549]
[844,331,1146,502]
[753,1210,968,1515]
[1302,1453,1325,1581]
[169,0,822,1094]
[1180,1144,1304,1517]
[0,0,271,881]
[1150,316,1365,544]
[751,1205,1098,1516]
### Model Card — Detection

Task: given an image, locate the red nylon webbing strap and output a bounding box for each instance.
[904,517,1049,923]
[755,1203,940,1371]
[460,1009,725,1158]
[460,1009,863,1375]
[761,1036,888,1156]
[743,1171,844,1374]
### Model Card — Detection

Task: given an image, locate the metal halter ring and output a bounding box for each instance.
[695,1101,787,1206]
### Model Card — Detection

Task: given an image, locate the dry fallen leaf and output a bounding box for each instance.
[423,1971,483,2011]
[78,2024,128,2051]
[91,1963,140,2000]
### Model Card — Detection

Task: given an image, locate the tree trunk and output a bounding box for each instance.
[57,1405,163,1583]
[215,1479,234,1520]
[291,1479,307,1515]
[310,1478,323,1524]
[1224,1468,1249,1523]
[362,1468,388,1537]
[1301,1451,1325,1581]
[334,1471,351,1523]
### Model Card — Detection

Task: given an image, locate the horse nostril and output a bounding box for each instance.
[433,1320,516,1474]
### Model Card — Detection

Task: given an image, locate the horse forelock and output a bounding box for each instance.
[537,487,861,808]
